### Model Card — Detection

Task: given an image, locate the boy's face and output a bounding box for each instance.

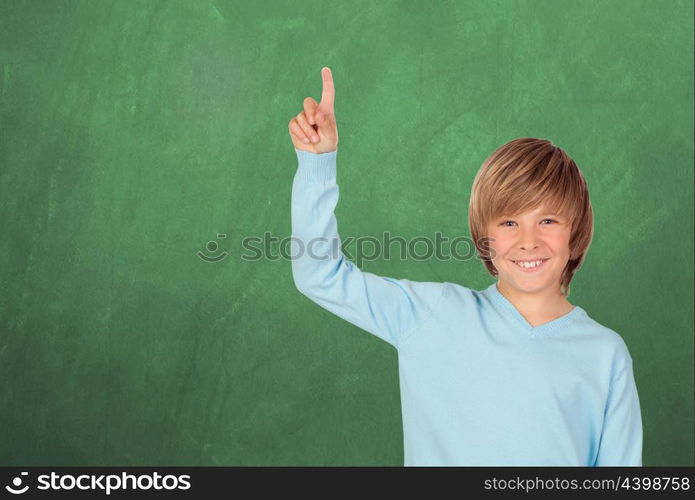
[486,204,571,295]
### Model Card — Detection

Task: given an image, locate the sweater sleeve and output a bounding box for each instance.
[594,354,643,466]
[290,148,444,349]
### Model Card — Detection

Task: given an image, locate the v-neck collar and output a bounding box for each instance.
[484,282,586,337]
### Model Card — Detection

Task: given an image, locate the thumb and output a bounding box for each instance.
[315,110,335,126]
[315,111,333,130]
[314,110,337,143]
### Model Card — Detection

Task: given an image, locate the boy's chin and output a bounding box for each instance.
[499,275,559,294]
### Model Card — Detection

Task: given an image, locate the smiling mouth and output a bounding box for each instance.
[510,258,550,271]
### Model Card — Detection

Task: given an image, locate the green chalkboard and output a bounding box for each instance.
[0,0,692,466]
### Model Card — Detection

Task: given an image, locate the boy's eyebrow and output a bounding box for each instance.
[494,213,566,220]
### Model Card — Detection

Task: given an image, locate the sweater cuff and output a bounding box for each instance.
[294,148,337,182]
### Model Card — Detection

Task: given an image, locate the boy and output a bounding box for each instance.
[287,67,643,466]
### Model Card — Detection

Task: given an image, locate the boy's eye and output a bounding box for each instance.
[500,219,557,226]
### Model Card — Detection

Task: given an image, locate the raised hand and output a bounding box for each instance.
[288,67,339,154]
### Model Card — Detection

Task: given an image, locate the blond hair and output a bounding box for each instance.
[468,138,594,297]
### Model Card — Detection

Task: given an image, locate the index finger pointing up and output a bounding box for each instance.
[320,67,335,111]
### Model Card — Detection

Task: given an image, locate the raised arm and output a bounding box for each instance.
[287,68,444,349]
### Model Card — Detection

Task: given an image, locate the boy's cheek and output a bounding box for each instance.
[488,237,511,256]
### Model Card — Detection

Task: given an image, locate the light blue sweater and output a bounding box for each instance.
[290,148,643,466]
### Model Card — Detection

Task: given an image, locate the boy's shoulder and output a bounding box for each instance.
[573,304,632,371]
[573,308,625,339]
[376,275,448,313]
[445,281,634,360]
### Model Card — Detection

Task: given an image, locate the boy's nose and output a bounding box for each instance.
[518,226,541,250]
[519,237,540,250]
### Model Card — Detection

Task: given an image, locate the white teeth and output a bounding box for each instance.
[514,259,544,268]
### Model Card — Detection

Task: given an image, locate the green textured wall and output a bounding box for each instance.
[0,0,692,466]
